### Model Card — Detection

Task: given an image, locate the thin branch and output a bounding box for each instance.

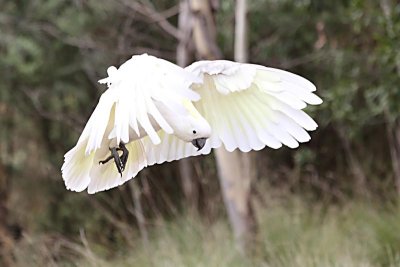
[78,229,98,264]
[129,182,149,247]
[21,88,84,133]
[279,51,327,69]
[37,23,98,50]
[117,0,182,40]
[86,196,135,246]
[150,4,180,22]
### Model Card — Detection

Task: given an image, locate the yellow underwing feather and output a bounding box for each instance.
[186,60,322,152]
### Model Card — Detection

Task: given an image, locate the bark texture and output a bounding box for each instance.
[0,164,14,267]
[189,0,258,254]
[177,0,198,210]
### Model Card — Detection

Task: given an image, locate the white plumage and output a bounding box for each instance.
[61,54,322,194]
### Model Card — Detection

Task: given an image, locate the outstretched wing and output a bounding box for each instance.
[62,137,148,194]
[142,130,210,166]
[63,129,208,194]
[62,56,322,194]
[81,53,200,155]
[62,54,201,193]
[186,60,323,152]
[135,60,323,169]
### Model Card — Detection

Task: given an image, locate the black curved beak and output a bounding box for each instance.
[191,138,207,151]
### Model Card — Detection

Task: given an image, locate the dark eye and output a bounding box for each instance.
[193,130,197,134]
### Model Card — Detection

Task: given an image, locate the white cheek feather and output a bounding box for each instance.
[182,99,203,120]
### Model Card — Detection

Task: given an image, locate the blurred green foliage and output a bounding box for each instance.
[0,0,399,265]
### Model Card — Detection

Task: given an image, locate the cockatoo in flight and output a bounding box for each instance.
[62,54,322,194]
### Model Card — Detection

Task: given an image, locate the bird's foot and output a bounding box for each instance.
[118,142,129,172]
[98,142,129,177]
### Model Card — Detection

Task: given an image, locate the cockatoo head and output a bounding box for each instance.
[155,99,211,150]
[166,108,211,150]
[176,114,211,151]
[176,99,211,150]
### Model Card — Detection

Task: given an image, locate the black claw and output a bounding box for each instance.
[99,154,114,165]
[119,143,129,171]
[98,142,129,177]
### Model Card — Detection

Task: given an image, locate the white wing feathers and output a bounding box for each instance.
[186,60,322,152]
[62,54,201,193]
[77,88,118,155]
[84,54,200,154]
[62,141,94,192]
[62,55,322,194]
[143,131,210,166]
[86,140,147,194]
[187,60,256,94]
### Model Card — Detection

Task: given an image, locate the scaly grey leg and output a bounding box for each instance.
[99,147,123,177]
[98,143,129,177]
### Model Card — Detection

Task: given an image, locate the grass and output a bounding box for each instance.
[14,199,400,267]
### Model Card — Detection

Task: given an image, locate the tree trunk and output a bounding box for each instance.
[232,0,258,252]
[380,0,400,195]
[396,120,400,193]
[234,0,248,63]
[177,0,198,211]
[336,124,368,197]
[385,116,400,195]
[189,0,257,255]
[189,0,222,60]
[129,182,149,248]
[0,163,14,267]
[214,149,257,253]
[177,0,193,67]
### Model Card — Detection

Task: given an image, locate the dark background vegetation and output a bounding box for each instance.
[1,0,400,266]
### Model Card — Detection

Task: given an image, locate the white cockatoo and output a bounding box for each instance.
[62,54,322,194]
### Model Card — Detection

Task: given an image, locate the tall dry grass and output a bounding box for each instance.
[13,198,400,267]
